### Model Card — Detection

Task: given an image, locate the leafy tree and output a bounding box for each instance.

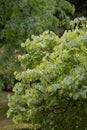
[8,21,87,130]
[0,0,75,90]
[0,0,75,44]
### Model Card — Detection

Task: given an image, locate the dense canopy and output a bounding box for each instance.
[8,21,87,129]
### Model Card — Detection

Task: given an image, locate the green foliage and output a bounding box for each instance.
[55,0,75,26]
[0,0,74,90]
[0,45,21,90]
[0,0,75,90]
[8,22,87,129]
[70,16,87,30]
[0,0,75,44]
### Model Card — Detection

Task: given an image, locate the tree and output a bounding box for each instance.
[0,0,75,44]
[7,20,87,130]
[0,0,75,90]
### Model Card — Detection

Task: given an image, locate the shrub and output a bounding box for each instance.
[7,22,87,129]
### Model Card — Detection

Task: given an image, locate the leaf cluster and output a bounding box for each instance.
[8,23,87,129]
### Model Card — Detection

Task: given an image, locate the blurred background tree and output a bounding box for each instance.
[69,0,87,17]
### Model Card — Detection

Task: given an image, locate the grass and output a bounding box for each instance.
[0,124,33,130]
[0,91,34,130]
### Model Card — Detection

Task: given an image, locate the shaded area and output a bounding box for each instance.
[0,91,14,129]
[0,91,34,130]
